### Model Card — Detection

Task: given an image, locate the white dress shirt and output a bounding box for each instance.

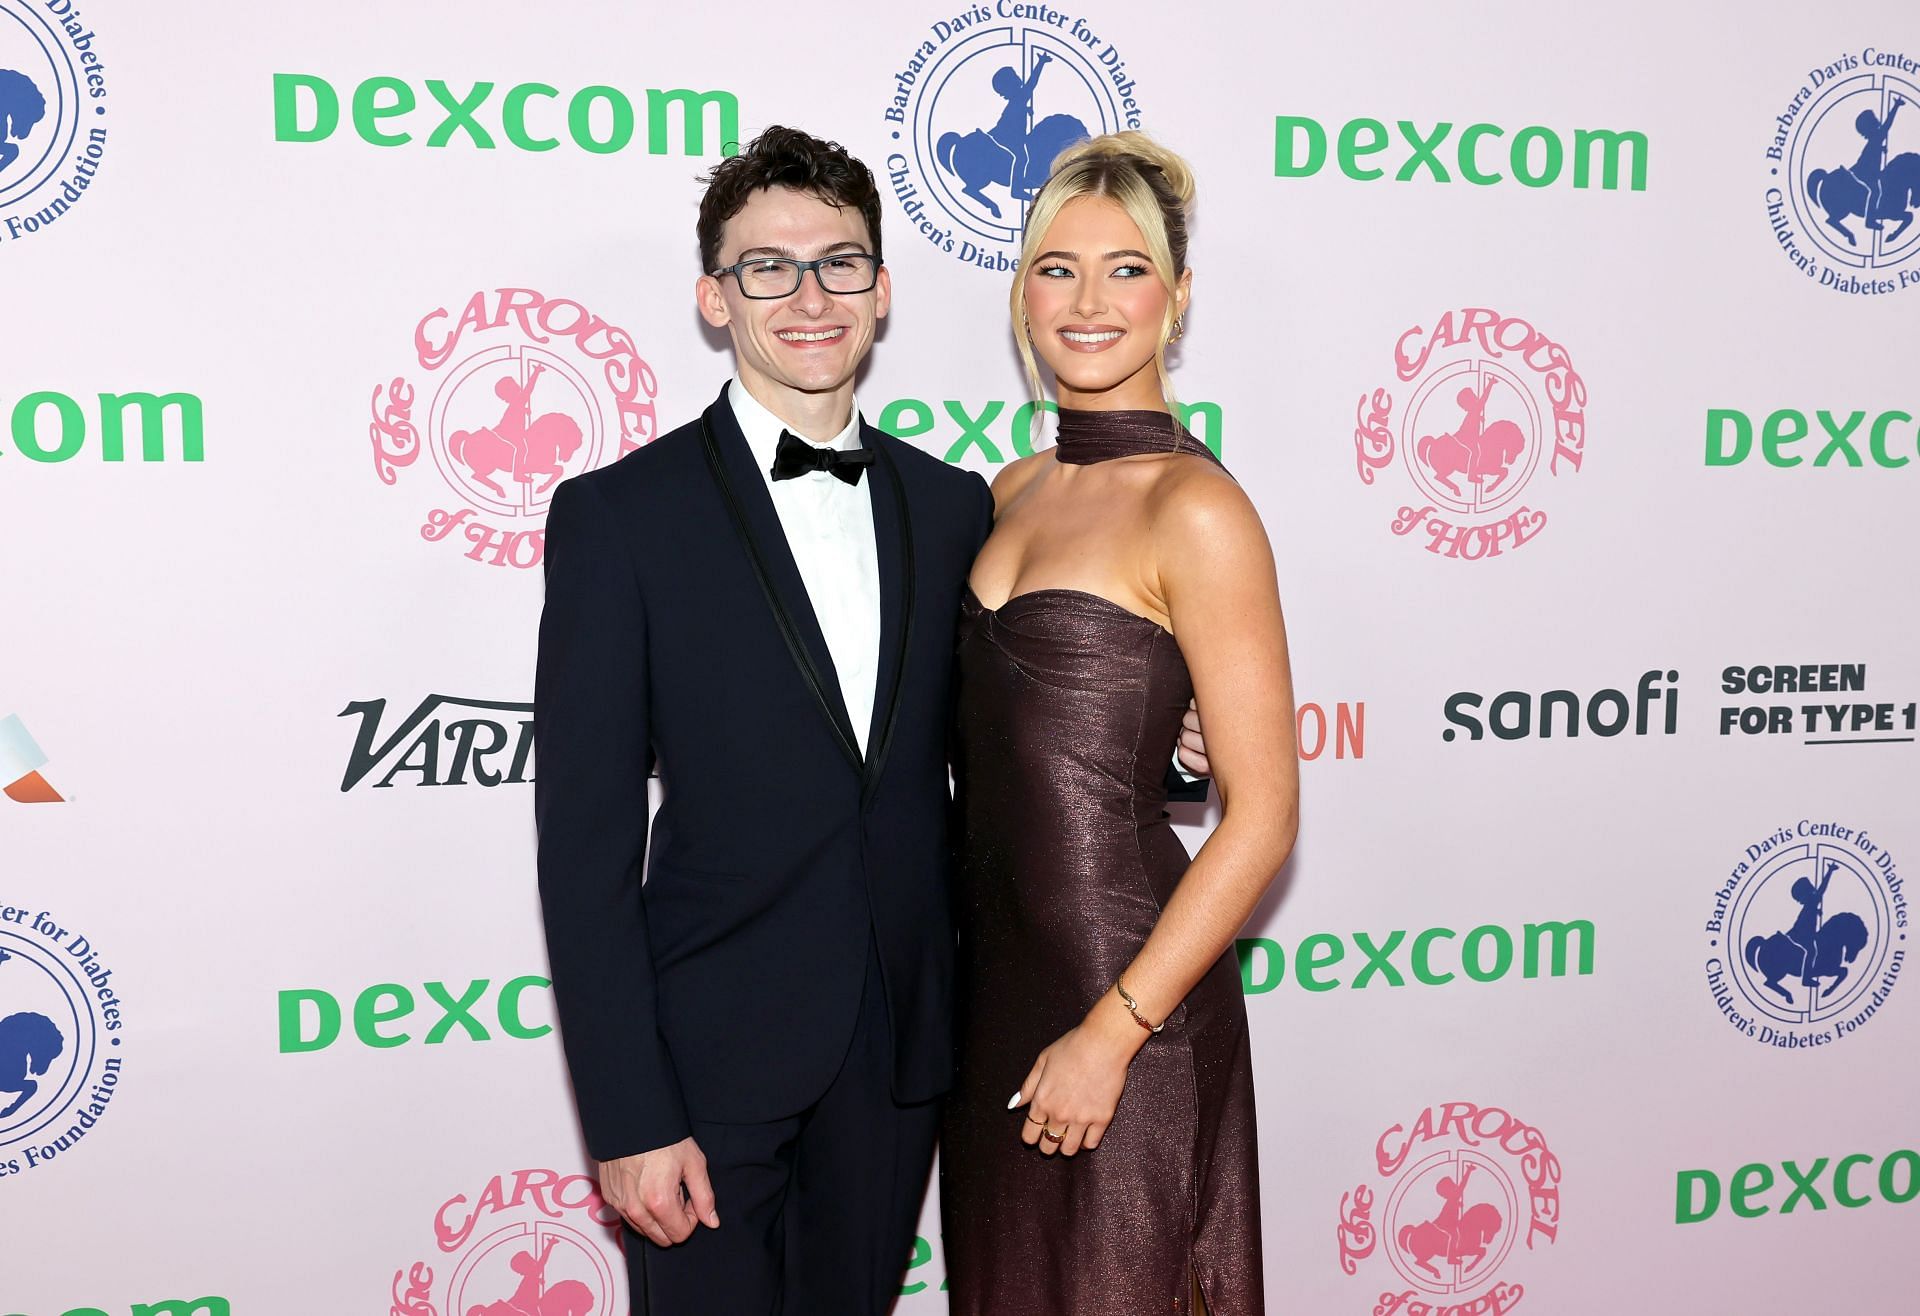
[728,377,881,755]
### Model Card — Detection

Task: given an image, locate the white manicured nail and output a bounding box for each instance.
[1007,1091,1022,1109]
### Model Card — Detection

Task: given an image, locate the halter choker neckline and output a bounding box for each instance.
[1053,408,1219,466]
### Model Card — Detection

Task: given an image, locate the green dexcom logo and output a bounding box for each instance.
[4,392,204,462]
[272,74,738,156]
[879,398,1222,464]
[8,1298,232,1316]
[1706,407,1916,468]
[277,976,552,1053]
[1237,918,1595,994]
[1276,116,1648,191]
[1677,1149,1919,1223]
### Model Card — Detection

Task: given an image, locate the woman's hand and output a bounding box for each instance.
[1009,997,1144,1156]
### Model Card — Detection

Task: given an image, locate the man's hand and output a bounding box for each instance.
[598,1137,719,1247]
[1177,698,1209,778]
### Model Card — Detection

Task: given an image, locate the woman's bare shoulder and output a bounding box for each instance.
[1151,453,1262,537]
[989,449,1054,512]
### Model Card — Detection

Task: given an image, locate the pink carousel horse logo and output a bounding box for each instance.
[459,1233,597,1316]
[1393,1161,1506,1289]
[1414,380,1529,505]
[391,1169,623,1316]
[365,286,659,570]
[1335,1101,1561,1316]
[1353,307,1588,562]
[446,365,585,502]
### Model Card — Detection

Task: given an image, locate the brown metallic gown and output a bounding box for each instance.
[942,410,1263,1315]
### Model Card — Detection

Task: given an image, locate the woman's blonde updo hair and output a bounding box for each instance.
[1011,130,1196,409]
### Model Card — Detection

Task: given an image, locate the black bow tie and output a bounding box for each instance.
[771,429,874,486]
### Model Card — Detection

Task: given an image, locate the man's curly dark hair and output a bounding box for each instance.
[697,125,883,273]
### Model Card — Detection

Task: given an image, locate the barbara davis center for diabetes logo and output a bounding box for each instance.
[1764,45,1920,295]
[879,4,1145,271]
[0,905,126,1178]
[1704,819,1907,1048]
[0,0,108,246]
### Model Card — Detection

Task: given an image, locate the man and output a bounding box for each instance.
[535,125,1206,1314]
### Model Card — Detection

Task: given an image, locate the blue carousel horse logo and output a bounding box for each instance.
[0,67,48,177]
[935,52,1090,221]
[1744,859,1872,1007]
[1806,95,1920,248]
[0,949,66,1120]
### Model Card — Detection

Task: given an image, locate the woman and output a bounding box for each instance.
[941,133,1299,1315]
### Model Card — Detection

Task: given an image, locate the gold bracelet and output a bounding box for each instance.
[1115,975,1164,1034]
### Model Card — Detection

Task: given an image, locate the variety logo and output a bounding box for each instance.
[1336,1101,1561,1316]
[339,695,535,790]
[1677,1147,1918,1224]
[1705,406,1915,469]
[1763,47,1920,295]
[273,74,738,159]
[1354,308,1587,561]
[390,1169,624,1316]
[0,904,125,1179]
[1442,671,1677,743]
[877,396,1220,463]
[367,289,657,569]
[0,0,108,246]
[1704,819,1907,1049]
[0,714,61,802]
[879,4,1145,271]
[1239,919,1594,995]
[1277,116,1647,192]
[1718,661,1916,745]
[279,975,552,1053]
[5,390,204,462]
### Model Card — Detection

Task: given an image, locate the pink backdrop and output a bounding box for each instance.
[3,2,1916,1313]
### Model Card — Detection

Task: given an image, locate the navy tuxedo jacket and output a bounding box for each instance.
[535,384,993,1160]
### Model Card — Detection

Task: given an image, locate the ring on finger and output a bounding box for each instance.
[1025,1111,1047,1126]
[1042,1125,1066,1143]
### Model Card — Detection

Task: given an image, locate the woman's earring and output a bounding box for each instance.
[1022,309,1033,340]
[1168,313,1185,343]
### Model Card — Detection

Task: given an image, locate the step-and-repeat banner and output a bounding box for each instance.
[3,2,1916,1313]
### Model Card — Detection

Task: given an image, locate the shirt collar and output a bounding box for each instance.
[727,376,864,477]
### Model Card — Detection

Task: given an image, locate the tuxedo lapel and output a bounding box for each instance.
[860,422,915,805]
[698,389,863,773]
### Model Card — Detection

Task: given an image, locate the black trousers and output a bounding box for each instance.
[629,944,940,1316]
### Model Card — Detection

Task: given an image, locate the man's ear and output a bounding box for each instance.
[873,264,893,321]
[696,273,730,329]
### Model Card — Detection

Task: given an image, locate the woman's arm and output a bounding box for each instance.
[1120,464,1299,1021]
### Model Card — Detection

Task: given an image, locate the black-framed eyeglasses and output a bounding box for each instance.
[710,252,882,299]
